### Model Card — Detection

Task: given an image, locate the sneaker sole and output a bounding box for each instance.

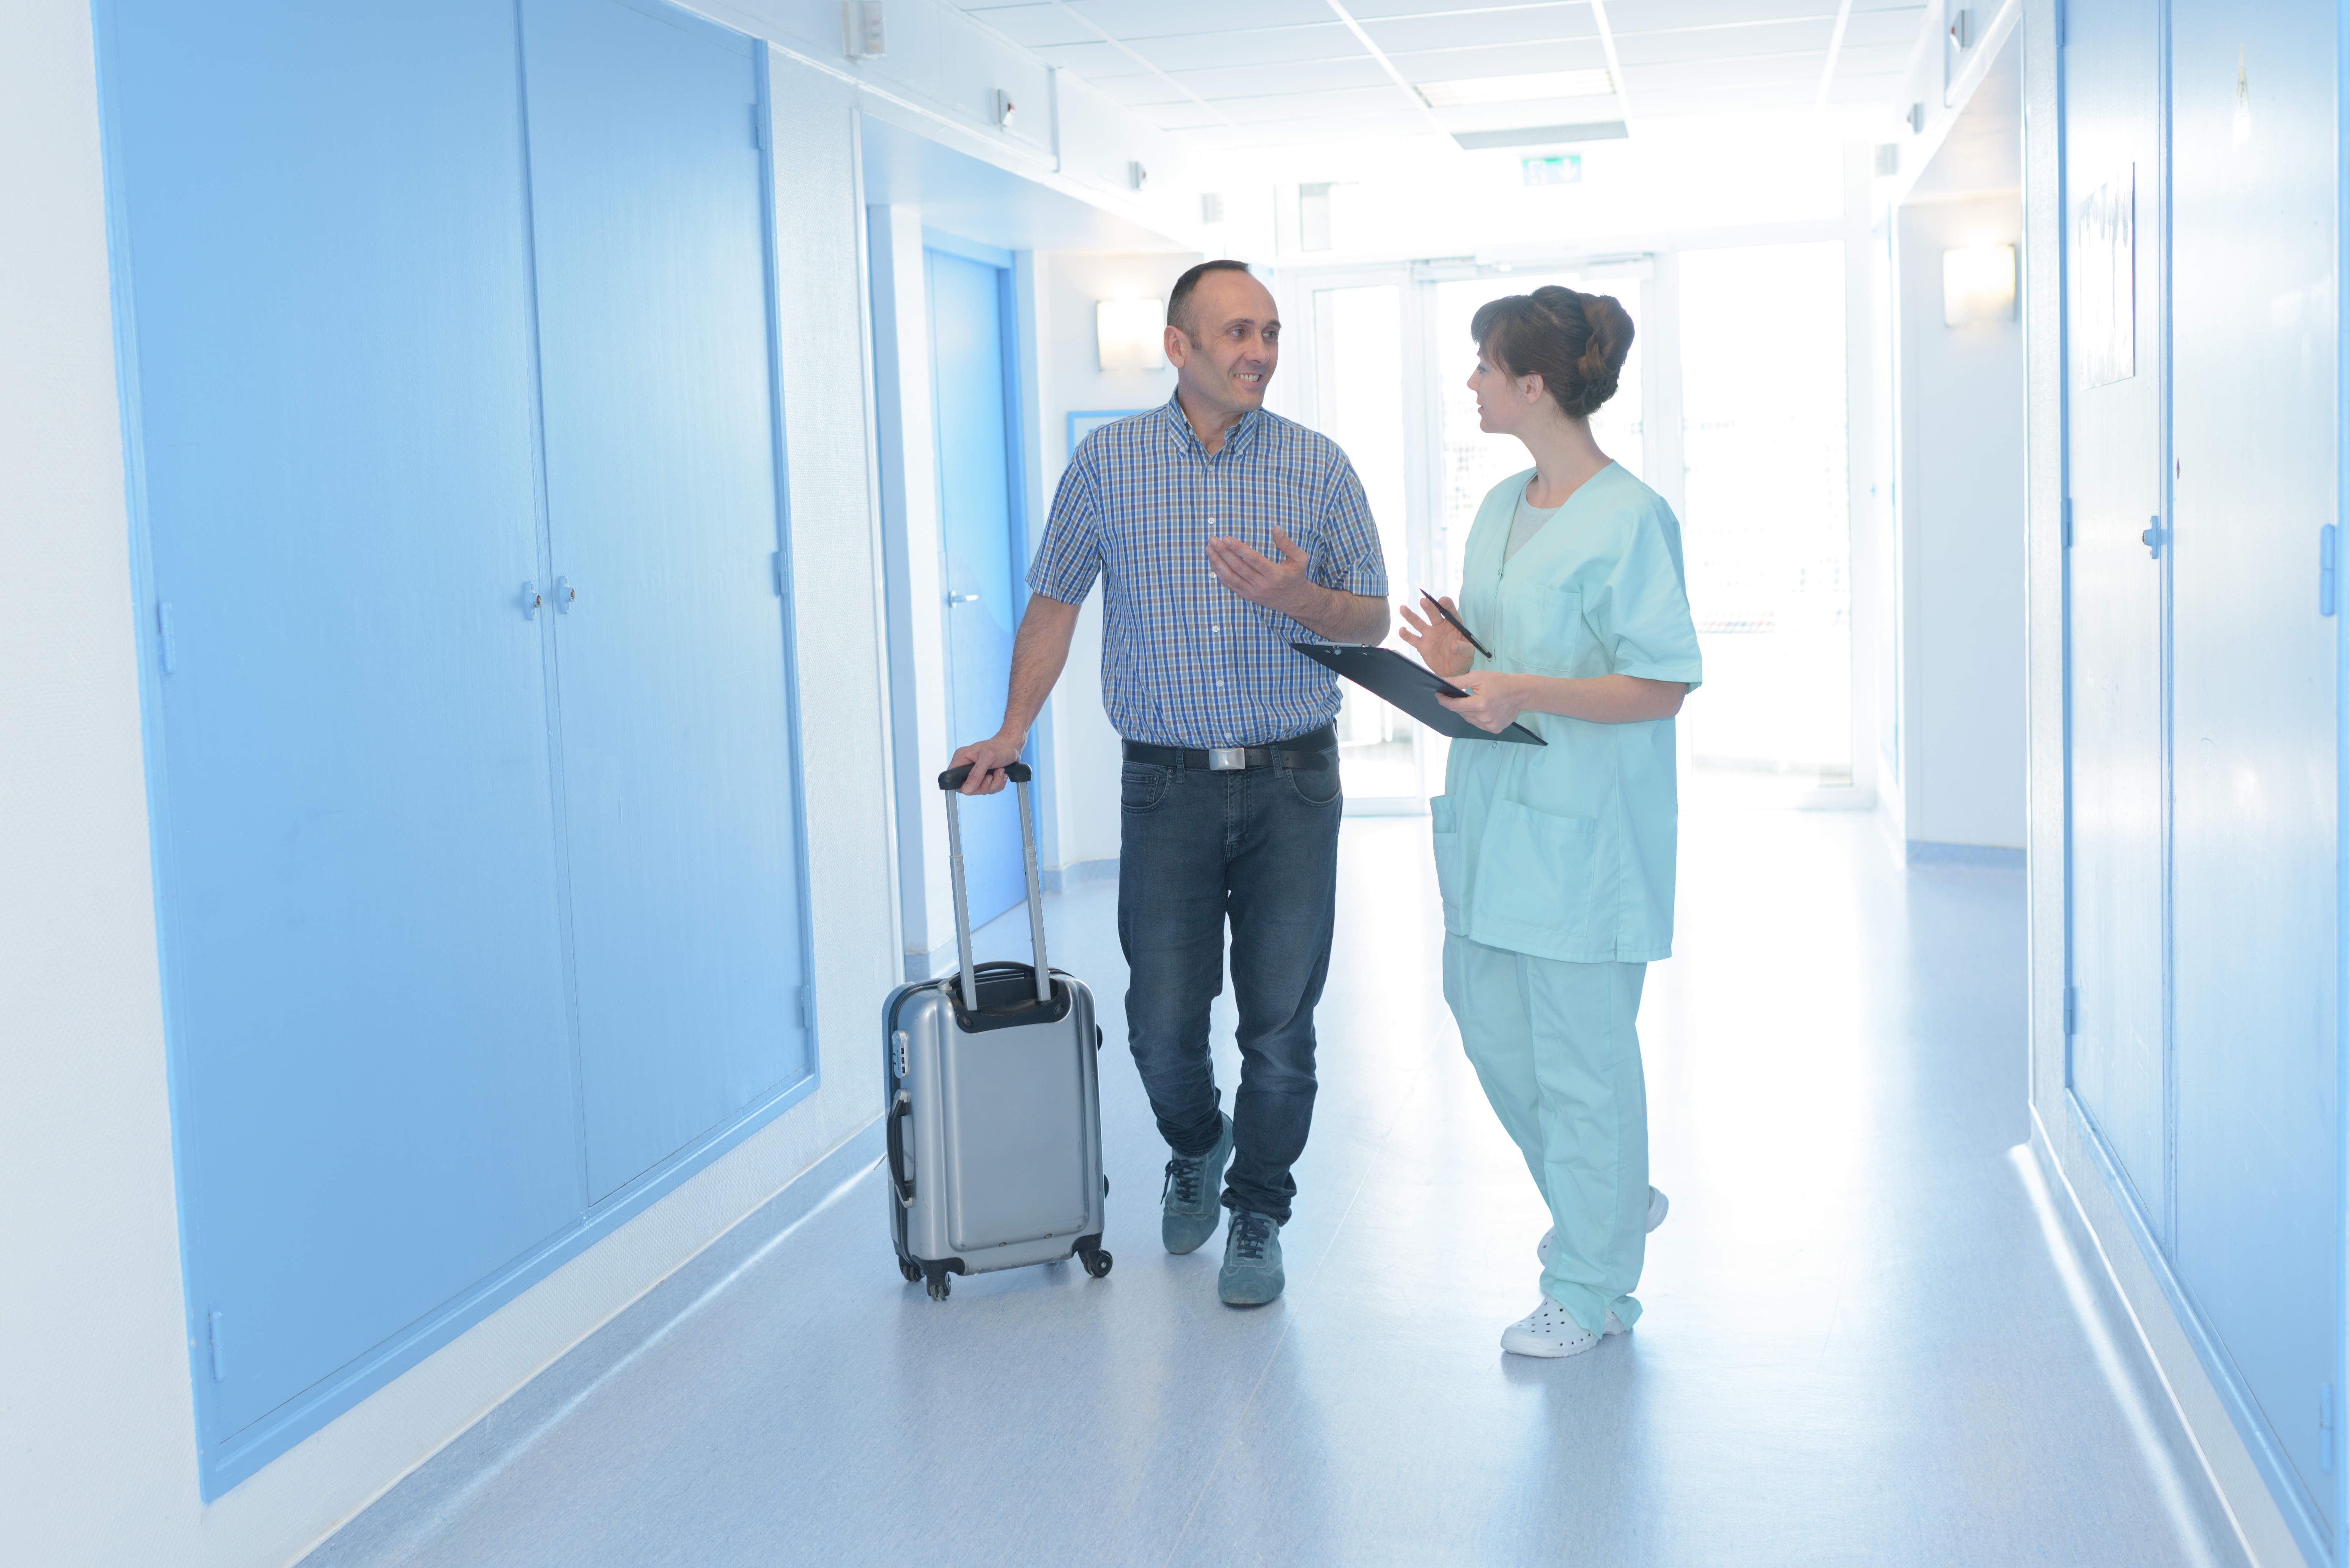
[1501,1328,1600,1359]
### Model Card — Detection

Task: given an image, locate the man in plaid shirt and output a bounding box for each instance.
[952,259,1389,1308]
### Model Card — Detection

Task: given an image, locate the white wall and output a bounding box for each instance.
[1892,193,2027,853]
[1026,250,1195,877]
[0,3,1008,1560]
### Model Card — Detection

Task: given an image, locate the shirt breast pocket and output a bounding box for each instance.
[1508,584,1598,677]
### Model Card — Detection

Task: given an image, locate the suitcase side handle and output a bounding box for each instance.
[886,1091,915,1208]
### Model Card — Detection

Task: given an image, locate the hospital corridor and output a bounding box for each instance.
[3,0,2343,1565]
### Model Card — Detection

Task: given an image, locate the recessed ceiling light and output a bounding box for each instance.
[1415,69,1616,108]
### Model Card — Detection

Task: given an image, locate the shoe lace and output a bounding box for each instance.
[1230,1210,1271,1261]
[1161,1154,1202,1207]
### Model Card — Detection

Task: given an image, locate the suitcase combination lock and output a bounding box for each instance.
[893,1030,909,1081]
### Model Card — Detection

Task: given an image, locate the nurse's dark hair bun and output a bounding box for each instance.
[1470,286,1634,419]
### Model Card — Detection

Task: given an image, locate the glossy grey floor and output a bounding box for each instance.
[324,784,2245,1567]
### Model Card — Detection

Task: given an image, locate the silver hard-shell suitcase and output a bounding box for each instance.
[882,761,1111,1301]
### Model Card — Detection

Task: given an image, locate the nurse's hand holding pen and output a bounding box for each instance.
[1400,595,1689,733]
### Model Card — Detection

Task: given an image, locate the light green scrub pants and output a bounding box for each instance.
[1442,933,1650,1335]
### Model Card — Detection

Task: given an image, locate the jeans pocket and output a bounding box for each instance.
[1120,762,1172,814]
[1281,755,1342,807]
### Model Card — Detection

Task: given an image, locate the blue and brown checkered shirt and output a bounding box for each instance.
[1028,394,1389,749]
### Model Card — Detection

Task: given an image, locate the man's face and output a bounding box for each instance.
[1166,270,1280,420]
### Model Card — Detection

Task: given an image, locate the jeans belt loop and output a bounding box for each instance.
[1207,746,1248,772]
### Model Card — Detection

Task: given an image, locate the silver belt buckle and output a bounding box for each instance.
[1206,746,1248,771]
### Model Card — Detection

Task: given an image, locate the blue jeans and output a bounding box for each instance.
[1116,745,1342,1224]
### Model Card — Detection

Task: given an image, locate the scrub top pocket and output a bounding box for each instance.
[1471,797,1602,957]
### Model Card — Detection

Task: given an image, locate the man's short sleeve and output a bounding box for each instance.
[1590,504,1704,692]
[1314,450,1389,598]
[1026,444,1106,604]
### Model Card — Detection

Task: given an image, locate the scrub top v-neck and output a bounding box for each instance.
[1431,463,1704,963]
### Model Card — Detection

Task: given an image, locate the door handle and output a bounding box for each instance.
[2141,517,2166,559]
[521,581,542,619]
[556,576,576,613]
[947,592,979,605]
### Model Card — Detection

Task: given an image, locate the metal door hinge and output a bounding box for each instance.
[2320,525,2337,617]
[157,602,178,674]
[772,550,785,597]
[2061,498,2073,548]
[799,984,813,1031]
[2063,986,2078,1036]
[207,1310,228,1380]
[2322,1383,2336,1472]
[2141,517,2166,559]
[752,105,768,152]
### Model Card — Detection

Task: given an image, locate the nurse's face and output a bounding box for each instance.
[1468,345,1545,435]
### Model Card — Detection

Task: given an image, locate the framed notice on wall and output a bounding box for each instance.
[2077,167,2136,388]
[1068,409,1147,457]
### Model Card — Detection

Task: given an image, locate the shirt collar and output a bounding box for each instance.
[1162,391,1261,460]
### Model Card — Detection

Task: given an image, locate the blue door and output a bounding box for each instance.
[521,0,810,1200]
[2169,0,2340,1533]
[102,0,582,1451]
[926,245,1027,930]
[2063,0,2169,1219]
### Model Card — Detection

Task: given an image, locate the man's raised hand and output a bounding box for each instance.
[1205,526,1317,621]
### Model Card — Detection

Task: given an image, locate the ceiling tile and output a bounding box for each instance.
[1840,5,1932,47]
[1358,3,1595,53]
[1614,16,1835,66]
[1119,21,1361,71]
[1029,39,1156,77]
[1620,52,1825,92]
[1340,0,1583,16]
[1163,56,1399,100]
[956,3,1100,49]
[1607,0,1838,33]
[1056,0,1340,37]
[1387,38,1614,81]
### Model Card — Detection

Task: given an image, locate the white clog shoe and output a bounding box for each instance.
[1500,1298,1601,1358]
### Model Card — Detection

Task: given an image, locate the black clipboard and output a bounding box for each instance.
[1291,643,1546,746]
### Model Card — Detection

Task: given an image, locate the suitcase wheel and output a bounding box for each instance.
[926,1273,952,1301]
[898,1258,922,1284]
[1080,1246,1114,1279]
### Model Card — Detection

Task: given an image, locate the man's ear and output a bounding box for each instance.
[1164,324,1191,367]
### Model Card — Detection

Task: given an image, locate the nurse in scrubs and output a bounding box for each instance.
[1398,286,1702,1359]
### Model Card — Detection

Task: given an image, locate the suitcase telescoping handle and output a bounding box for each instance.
[936,760,1053,1012]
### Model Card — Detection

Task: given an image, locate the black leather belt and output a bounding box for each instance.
[1123,723,1337,773]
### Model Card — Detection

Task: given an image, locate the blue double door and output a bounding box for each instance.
[2064,0,2342,1542]
[102,0,806,1488]
[927,244,1029,930]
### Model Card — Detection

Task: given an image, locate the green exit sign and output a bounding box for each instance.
[1523,154,1582,186]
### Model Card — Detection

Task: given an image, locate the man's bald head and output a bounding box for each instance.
[1166,259,1265,341]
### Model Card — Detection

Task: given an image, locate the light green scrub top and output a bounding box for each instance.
[1432,464,1704,964]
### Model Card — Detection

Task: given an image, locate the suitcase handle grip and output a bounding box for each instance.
[938,760,1032,791]
[886,1092,914,1208]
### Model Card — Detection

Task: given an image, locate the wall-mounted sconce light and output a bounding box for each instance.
[1096,298,1166,372]
[1943,243,2017,326]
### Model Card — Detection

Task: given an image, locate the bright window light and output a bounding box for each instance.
[1096,298,1166,372]
[1942,244,2016,326]
[1416,69,1616,108]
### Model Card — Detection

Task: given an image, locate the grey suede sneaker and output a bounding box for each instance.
[1161,1114,1234,1255]
[1217,1208,1285,1306]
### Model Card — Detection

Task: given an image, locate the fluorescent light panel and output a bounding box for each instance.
[1415,68,1616,108]
[1453,121,1629,151]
